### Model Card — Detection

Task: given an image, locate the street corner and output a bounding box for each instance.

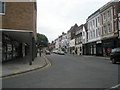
[1,56,51,79]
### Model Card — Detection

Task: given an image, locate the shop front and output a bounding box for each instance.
[102,38,117,56]
[82,44,87,55]
[75,44,82,55]
[86,42,96,55]
[96,40,103,56]
[2,30,37,65]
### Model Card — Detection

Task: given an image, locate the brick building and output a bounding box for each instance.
[85,1,120,56]
[0,1,37,65]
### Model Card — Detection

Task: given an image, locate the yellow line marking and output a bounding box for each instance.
[1,56,51,80]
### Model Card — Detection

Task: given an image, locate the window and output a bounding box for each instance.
[113,8,116,16]
[0,2,5,14]
[93,20,95,27]
[96,18,97,27]
[103,25,107,34]
[98,28,101,36]
[103,13,106,20]
[98,17,100,23]
[107,11,110,17]
[114,22,116,31]
[108,24,111,33]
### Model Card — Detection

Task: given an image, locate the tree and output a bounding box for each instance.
[37,33,49,48]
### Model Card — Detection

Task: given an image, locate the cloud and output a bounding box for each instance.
[37,0,110,42]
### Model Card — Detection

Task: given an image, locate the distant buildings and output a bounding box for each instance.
[53,1,120,56]
[1,1,37,64]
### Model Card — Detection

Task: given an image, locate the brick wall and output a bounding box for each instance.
[2,2,37,40]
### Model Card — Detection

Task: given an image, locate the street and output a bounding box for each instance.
[2,54,119,88]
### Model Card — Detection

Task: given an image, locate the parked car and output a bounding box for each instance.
[57,51,65,55]
[45,50,50,55]
[110,48,120,64]
[53,50,59,54]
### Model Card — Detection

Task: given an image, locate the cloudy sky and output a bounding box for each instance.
[37,0,111,42]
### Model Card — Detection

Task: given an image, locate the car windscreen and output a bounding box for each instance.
[111,48,120,53]
[116,48,120,52]
[111,49,116,53]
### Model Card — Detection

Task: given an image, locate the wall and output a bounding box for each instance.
[2,2,37,40]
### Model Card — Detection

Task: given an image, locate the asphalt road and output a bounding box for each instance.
[2,54,119,88]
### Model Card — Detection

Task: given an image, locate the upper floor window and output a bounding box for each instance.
[107,10,110,18]
[103,25,107,34]
[108,24,111,33]
[113,8,116,16]
[0,2,5,14]
[98,17,100,24]
[103,13,106,20]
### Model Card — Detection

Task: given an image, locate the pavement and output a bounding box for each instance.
[66,54,110,60]
[0,54,50,78]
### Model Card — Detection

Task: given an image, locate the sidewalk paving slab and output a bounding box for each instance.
[1,54,48,78]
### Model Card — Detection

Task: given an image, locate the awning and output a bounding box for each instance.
[1,29,33,43]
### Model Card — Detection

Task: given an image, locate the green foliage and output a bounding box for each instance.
[37,33,49,47]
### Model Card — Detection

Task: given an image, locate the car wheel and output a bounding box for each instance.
[112,58,116,64]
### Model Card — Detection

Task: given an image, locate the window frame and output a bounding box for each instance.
[0,2,5,15]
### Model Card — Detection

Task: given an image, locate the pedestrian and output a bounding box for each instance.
[72,50,75,55]
[39,49,41,57]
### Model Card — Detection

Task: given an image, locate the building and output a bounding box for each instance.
[100,1,120,56]
[67,24,78,54]
[82,23,88,55]
[1,1,37,65]
[86,9,102,56]
[86,1,120,56]
[54,32,68,52]
[118,13,120,44]
[75,24,83,55]
[61,32,68,53]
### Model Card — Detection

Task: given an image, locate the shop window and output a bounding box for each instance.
[0,2,5,14]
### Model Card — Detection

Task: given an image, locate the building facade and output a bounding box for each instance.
[75,24,83,55]
[1,1,37,64]
[67,24,78,54]
[86,9,102,56]
[100,1,120,56]
[85,1,120,56]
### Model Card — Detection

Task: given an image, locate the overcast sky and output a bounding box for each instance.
[37,0,111,42]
